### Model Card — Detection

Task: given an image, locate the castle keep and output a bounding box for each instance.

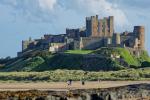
[86,15,114,37]
[18,15,145,57]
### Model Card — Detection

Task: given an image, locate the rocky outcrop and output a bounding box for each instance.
[0,83,150,100]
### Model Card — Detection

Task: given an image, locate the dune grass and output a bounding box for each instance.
[0,68,150,82]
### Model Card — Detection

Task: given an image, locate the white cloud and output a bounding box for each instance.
[66,0,129,31]
[35,0,129,32]
[0,0,129,32]
[38,0,57,11]
[36,0,130,32]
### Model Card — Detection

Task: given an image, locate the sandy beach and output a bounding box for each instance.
[0,81,149,91]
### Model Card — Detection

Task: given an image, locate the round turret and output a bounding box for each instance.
[134,26,145,35]
[133,26,145,50]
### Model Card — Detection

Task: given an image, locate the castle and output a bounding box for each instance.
[18,15,145,57]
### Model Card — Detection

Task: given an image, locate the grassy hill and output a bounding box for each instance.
[0,47,150,72]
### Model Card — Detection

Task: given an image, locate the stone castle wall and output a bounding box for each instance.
[79,37,104,50]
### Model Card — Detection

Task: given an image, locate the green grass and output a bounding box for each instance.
[0,68,150,82]
[65,50,93,54]
[116,48,139,66]
[138,50,150,62]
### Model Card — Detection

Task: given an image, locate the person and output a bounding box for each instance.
[67,80,70,85]
[67,79,72,85]
[69,79,72,85]
[98,79,101,83]
[82,80,85,85]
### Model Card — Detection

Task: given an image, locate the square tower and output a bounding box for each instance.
[86,15,99,37]
[98,16,114,37]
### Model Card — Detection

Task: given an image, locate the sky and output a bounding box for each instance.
[0,0,149,58]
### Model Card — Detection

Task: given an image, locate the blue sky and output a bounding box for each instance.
[0,0,149,57]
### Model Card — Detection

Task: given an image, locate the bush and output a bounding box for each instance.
[141,61,150,67]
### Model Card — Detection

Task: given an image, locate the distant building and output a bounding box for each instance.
[18,15,145,57]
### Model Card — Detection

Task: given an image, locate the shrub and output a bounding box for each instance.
[141,61,150,67]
